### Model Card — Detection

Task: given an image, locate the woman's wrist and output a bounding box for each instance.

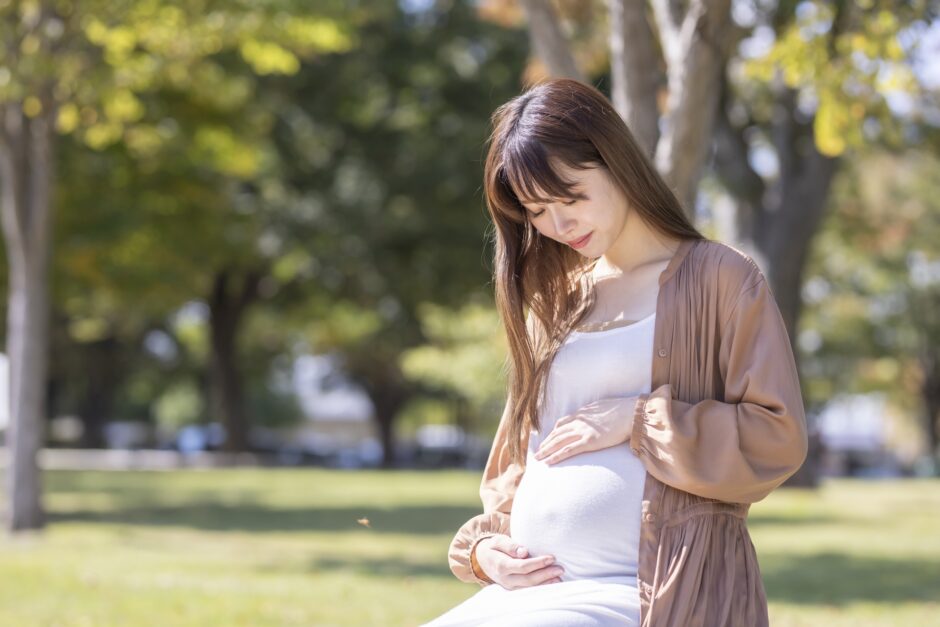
[470,537,495,584]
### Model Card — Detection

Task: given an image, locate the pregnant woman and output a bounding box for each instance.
[422,79,808,626]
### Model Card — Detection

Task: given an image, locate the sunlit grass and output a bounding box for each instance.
[0,469,937,626]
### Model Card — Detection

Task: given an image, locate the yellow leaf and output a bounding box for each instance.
[56,102,80,133]
[104,89,144,123]
[239,40,300,75]
[83,17,109,45]
[815,93,846,157]
[84,122,123,150]
[20,33,41,55]
[23,96,42,117]
[125,125,164,158]
[285,17,354,53]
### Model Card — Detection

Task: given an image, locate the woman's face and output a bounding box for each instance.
[518,161,628,258]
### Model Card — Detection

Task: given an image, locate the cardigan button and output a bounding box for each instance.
[657,348,667,357]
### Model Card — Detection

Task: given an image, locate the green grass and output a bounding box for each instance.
[0,470,938,626]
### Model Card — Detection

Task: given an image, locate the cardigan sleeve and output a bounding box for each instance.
[629,269,808,504]
[446,394,524,585]
[447,313,535,585]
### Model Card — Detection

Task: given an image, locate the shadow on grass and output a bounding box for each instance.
[48,503,484,535]
[301,556,450,578]
[762,552,940,605]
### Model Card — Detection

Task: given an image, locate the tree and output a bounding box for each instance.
[500,0,934,487]
[265,0,531,465]
[801,149,940,471]
[0,0,351,532]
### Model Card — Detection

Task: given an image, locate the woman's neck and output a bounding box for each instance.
[594,212,681,280]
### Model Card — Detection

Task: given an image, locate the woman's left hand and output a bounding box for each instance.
[533,396,639,465]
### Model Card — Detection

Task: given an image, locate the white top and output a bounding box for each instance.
[422,313,655,627]
[510,312,655,585]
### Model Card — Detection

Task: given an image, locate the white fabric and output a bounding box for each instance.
[423,313,655,626]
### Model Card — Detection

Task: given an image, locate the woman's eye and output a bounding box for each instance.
[528,198,577,218]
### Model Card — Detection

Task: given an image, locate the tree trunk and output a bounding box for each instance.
[519,0,584,81]
[368,378,409,469]
[713,82,839,489]
[607,0,662,158]
[207,269,261,453]
[376,405,396,469]
[915,286,940,471]
[923,348,940,468]
[526,2,824,488]
[650,0,734,214]
[76,335,122,449]
[0,101,56,533]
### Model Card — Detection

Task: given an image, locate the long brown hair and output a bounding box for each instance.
[483,78,705,465]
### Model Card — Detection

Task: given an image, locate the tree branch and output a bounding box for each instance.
[519,0,584,81]
[607,0,663,157]
[652,0,734,213]
[712,74,766,241]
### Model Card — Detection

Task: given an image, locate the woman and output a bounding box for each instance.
[422,79,807,626]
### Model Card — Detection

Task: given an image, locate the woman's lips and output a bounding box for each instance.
[567,232,592,249]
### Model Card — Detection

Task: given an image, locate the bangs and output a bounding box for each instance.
[500,137,591,207]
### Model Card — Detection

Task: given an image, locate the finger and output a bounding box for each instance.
[507,554,558,575]
[544,440,582,465]
[488,534,528,558]
[538,432,580,462]
[536,434,577,462]
[507,562,565,587]
[554,413,575,427]
[535,431,579,460]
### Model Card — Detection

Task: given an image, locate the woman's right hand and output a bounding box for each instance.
[473,534,565,589]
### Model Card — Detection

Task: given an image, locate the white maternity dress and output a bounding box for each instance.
[422,311,656,627]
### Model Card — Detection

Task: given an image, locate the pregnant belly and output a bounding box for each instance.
[510,445,646,582]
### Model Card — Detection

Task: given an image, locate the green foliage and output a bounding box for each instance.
[394,396,454,436]
[244,374,304,429]
[44,4,362,432]
[0,0,355,154]
[400,301,509,432]
[740,0,926,156]
[801,148,939,454]
[42,0,530,441]
[153,380,204,429]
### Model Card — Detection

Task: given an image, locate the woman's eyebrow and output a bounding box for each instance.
[527,187,586,204]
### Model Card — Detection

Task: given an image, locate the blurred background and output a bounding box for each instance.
[0,0,938,625]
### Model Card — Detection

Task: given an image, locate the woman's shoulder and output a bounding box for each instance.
[688,238,766,296]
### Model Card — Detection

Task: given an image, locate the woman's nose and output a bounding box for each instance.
[552,211,576,235]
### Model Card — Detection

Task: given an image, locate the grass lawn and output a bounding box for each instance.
[0,469,938,626]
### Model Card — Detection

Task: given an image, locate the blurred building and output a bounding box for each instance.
[816,392,902,477]
[281,353,382,467]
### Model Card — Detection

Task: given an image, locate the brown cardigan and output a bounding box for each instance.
[447,237,809,626]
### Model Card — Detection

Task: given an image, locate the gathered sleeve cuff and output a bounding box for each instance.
[446,386,527,585]
[630,271,808,504]
[447,512,511,585]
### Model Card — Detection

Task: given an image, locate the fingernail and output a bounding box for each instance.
[516,547,527,556]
